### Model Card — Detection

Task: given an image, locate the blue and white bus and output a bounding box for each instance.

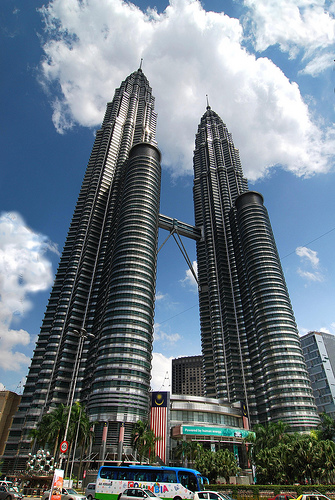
[95,465,208,500]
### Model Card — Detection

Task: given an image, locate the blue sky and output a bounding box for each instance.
[1,0,335,394]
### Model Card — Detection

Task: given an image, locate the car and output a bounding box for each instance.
[268,495,295,500]
[42,487,87,500]
[296,495,331,500]
[0,485,23,500]
[85,484,96,500]
[119,488,162,500]
[194,492,236,500]
[0,484,14,490]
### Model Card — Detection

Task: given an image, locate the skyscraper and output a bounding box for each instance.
[172,355,204,397]
[3,68,161,471]
[301,331,335,417]
[193,105,319,431]
[3,71,319,473]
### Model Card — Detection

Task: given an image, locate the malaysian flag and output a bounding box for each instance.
[150,392,169,464]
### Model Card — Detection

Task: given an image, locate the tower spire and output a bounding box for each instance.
[206,94,210,110]
[139,58,143,70]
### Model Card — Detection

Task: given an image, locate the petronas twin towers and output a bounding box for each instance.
[5,68,319,470]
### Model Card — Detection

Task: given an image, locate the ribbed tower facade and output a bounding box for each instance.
[4,75,320,473]
[4,69,161,471]
[193,105,319,431]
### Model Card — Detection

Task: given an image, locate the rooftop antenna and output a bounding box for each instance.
[206,94,211,110]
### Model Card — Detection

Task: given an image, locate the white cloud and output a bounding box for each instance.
[0,212,58,372]
[151,352,172,391]
[296,246,319,267]
[154,322,181,345]
[319,327,331,333]
[155,291,167,301]
[243,0,335,75]
[296,246,325,282]
[297,268,324,282]
[300,52,335,76]
[38,0,335,181]
[180,260,198,291]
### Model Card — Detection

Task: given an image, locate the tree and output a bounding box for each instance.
[317,413,335,441]
[174,441,202,467]
[29,404,68,459]
[214,449,240,483]
[195,448,239,483]
[65,402,94,479]
[246,421,335,485]
[131,420,159,464]
[29,403,93,467]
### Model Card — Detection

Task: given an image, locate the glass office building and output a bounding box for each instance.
[301,331,335,417]
[193,105,319,430]
[3,73,319,474]
[3,69,161,472]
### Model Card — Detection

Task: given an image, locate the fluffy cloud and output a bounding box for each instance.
[296,246,319,267]
[0,212,58,371]
[180,260,198,291]
[151,352,172,391]
[244,0,335,65]
[296,245,324,282]
[154,322,181,345]
[38,0,335,181]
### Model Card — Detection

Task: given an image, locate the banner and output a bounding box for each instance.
[150,392,169,464]
[49,469,64,500]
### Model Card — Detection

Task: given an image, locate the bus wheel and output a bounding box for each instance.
[174,496,182,500]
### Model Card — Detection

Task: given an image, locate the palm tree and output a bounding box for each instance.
[214,449,240,483]
[195,448,239,483]
[174,441,201,467]
[131,420,159,464]
[30,404,68,459]
[29,403,93,468]
[318,413,335,441]
[65,402,94,478]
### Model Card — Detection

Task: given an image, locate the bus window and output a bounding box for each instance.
[163,472,177,483]
[133,470,150,482]
[178,472,197,493]
[100,468,113,479]
[116,470,129,480]
[197,474,208,490]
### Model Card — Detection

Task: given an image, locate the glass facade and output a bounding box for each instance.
[3,73,320,474]
[3,69,161,472]
[301,331,335,418]
[193,106,319,430]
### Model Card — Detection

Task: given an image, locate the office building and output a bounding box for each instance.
[3,68,161,472]
[301,331,335,417]
[3,70,319,473]
[170,394,251,479]
[0,391,21,456]
[172,356,204,397]
[193,105,319,430]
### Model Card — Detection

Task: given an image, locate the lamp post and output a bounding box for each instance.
[59,328,92,471]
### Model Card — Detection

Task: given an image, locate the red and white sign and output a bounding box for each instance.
[60,441,68,454]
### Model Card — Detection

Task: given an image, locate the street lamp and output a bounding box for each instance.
[59,327,93,471]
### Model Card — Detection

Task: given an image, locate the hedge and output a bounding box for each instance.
[206,484,335,500]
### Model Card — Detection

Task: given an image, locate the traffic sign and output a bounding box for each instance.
[60,440,69,453]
